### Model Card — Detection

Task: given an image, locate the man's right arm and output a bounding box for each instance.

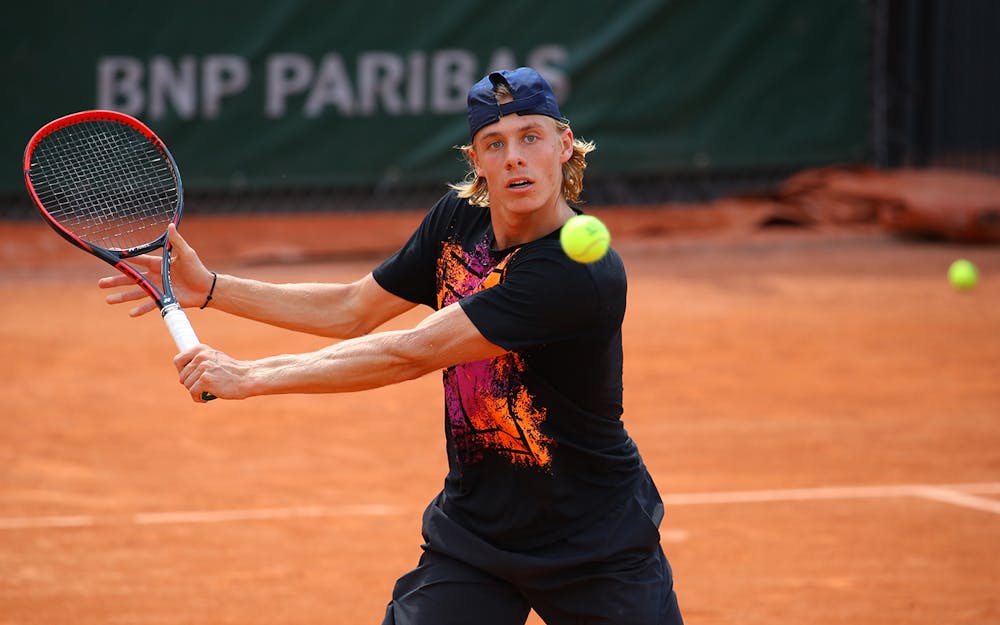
[100,223,418,339]
[206,272,416,338]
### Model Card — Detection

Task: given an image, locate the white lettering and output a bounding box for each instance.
[528,46,570,101]
[267,53,314,118]
[149,56,197,120]
[406,52,427,113]
[430,49,476,113]
[358,52,405,115]
[96,45,571,121]
[202,55,250,119]
[96,57,145,115]
[303,54,354,117]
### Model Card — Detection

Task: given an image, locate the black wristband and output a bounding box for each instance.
[200,271,218,309]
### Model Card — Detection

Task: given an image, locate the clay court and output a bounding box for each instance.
[1,195,998,623]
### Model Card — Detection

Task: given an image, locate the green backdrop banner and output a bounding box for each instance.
[4,0,868,194]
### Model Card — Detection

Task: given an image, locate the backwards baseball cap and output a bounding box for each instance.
[466,67,562,139]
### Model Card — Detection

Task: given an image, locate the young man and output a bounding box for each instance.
[102,67,683,625]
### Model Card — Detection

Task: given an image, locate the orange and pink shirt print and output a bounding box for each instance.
[435,238,553,471]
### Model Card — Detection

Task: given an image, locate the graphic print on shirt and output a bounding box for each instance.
[437,238,553,470]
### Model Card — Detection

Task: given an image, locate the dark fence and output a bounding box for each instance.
[872,0,1000,175]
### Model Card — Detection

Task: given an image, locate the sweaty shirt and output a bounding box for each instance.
[373,190,643,549]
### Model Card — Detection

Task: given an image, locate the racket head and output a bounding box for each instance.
[23,110,184,260]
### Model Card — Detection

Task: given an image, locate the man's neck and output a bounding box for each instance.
[490,199,575,250]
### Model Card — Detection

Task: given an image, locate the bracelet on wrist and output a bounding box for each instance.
[200,271,218,309]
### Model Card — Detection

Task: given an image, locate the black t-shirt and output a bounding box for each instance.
[373,190,643,549]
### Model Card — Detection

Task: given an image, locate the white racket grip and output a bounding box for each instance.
[162,303,200,352]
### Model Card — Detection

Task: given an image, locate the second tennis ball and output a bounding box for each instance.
[948,259,979,291]
[560,215,610,263]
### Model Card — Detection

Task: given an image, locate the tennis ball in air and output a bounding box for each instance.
[948,259,979,291]
[560,215,610,263]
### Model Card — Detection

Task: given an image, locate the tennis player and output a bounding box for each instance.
[102,67,684,625]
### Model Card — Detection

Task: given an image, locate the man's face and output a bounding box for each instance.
[469,113,573,214]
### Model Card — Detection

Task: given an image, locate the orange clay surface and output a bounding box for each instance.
[1,205,998,624]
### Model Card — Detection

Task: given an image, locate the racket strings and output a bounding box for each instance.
[27,119,179,253]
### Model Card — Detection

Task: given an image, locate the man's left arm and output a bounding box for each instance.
[174,302,506,402]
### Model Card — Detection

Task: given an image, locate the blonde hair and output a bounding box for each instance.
[449,83,596,207]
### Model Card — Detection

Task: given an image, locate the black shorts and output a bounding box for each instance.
[382,473,683,625]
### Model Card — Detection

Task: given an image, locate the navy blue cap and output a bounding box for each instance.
[467,67,562,138]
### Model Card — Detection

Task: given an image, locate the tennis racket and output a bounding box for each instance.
[23,110,214,400]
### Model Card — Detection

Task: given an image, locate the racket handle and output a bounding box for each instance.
[162,303,199,351]
[162,304,216,401]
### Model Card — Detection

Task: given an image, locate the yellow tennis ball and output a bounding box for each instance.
[560,215,610,263]
[948,259,979,291]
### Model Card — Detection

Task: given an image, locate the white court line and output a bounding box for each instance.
[663,482,1000,514]
[909,487,1000,515]
[0,515,96,530]
[959,483,1000,494]
[133,503,399,525]
[0,505,398,531]
[1,483,997,531]
[663,484,918,505]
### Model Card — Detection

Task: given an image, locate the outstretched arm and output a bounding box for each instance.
[194,271,415,338]
[173,301,505,402]
[100,223,415,338]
